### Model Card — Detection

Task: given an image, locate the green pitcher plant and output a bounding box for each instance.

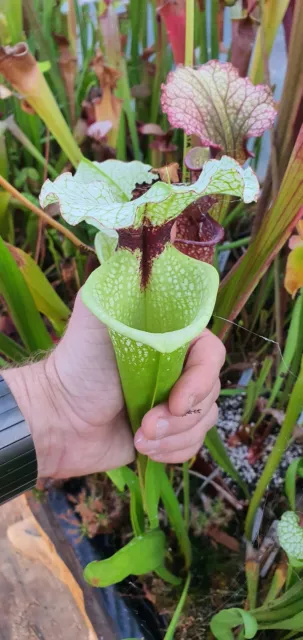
[278,511,303,569]
[40,155,259,588]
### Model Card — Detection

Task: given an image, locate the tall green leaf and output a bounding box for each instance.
[267,292,303,408]
[0,333,28,362]
[145,458,162,529]
[249,0,291,84]
[258,611,303,631]
[0,236,52,352]
[256,582,303,613]
[214,125,303,338]
[0,0,23,44]
[205,427,249,497]
[23,0,69,120]
[245,356,303,539]
[7,244,70,336]
[210,0,219,59]
[0,192,11,240]
[160,465,192,569]
[164,573,191,640]
[129,0,141,84]
[118,59,141,161]
[4,116,58,178]
[242,357,273,424]
[0,125,8,180]
[107,465,145,536]
[253,0,303,235]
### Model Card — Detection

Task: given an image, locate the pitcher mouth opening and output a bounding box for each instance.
[81,260,219,354]
[0,42,28,59]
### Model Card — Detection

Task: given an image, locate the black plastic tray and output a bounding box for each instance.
[28,489,165,640]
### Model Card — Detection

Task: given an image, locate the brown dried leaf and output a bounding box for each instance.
[152,162,180,183]
[0,43,38,95]
[54,34,77,126]
[92,50,120,90]
[99,1,122,70]
[207,525,240,552]
[91,50,122,146]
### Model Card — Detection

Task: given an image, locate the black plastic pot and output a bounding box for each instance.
[28,489,166,640]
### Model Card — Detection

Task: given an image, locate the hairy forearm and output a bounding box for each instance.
[2,359,63,478]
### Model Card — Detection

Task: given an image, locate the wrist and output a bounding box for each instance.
[2,359,63,478]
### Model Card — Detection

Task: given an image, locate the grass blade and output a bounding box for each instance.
[5,116,58,178]
[210,0,219,59]
[129,0,141,84]
[106,466,145,536]
[249,0,291,84]
[0,123,8,180]
[145,459,161,529]
[267,292,303,408]
[0,192,12,240]
[118,59,141,161]
[23,0,69,120]
[264,565,287,606]
[164,573,191,640]
[205,426,249,497]
[150,17,167,125]
[243,356,273,424]
[245,356,303,539]
[182,0,194,182]
[160,466,192,569]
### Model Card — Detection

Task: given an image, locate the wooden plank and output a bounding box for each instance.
[26,494,118,640]
[0,496,88,640]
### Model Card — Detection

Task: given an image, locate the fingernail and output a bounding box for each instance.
[156,418,169,438]
[134,432,160,454]
[134,429,144,445]
[188,394,196,410]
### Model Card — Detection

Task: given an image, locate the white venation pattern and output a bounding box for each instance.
[40,156,259,232]
[278,511,303,560]
[161,60,276,164]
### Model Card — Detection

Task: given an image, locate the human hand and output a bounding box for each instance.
[3,293,225,478]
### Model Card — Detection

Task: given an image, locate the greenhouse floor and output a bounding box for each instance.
[0,497,88,640]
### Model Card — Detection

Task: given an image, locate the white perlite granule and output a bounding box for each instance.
[201,396,303,489]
